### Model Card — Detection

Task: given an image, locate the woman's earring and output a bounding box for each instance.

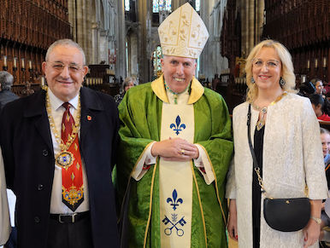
[279,77,286,87]
[251,77,255,84]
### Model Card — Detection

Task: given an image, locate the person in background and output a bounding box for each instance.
[114,77,136,105]
[0,71,18,110]
[323,81,330,97]
[309,94,330,121]
[0,72,19,248]
[226,39,327,248]
[321,128,330,168]
[311,78,325,96]
[117,3,233,247]
[298,80,316,97]
[0,39,120,248]
[319,128,330,246]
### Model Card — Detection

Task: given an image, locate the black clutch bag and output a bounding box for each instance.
[247,104,311,232]
[263,197,311,232]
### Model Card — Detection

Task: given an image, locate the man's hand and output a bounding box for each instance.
[151,138,199,161]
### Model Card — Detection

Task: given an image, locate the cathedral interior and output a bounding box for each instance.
[0,0,329,112]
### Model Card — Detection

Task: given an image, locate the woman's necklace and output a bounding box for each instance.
[252,92,287,131]
[164,81,190,104]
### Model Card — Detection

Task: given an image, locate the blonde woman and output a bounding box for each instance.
[226,40,328,247]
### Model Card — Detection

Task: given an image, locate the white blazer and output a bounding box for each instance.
[227,93,328,247]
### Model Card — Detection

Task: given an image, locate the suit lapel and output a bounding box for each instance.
[80,87,104,143]
[24,90,54,152]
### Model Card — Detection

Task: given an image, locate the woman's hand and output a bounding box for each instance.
[303,219,320,247]
[303,200,322,247]
[227,199,238,241]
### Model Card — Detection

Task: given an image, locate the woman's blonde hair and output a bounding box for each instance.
[245,39,296,102]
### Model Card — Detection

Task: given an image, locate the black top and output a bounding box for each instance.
[252,125,265,248]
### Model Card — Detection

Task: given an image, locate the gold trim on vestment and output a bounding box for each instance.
[151,75,204,104]
[199,145,227,226]
[129,141,155,178]
[118,141,155,225]
[199,144,227,226]
[188,77,204,104]
[143,161,158,248]
[191,161,208,248]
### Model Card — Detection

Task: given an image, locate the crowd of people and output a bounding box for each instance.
[0,3,329,248]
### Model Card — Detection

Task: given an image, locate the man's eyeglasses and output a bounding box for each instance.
[252,59,280,69]
[49,62,83,73]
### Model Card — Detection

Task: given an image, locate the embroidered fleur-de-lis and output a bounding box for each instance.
[167,189,183,211]
[170,115,186,135]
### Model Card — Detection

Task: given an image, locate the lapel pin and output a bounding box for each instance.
[87,115,92,121]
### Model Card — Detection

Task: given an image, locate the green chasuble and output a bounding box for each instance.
[117,76,233,248]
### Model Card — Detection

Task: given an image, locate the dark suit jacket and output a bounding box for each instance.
[0,87,120,248]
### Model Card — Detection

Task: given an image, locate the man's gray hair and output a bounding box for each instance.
[0,71,14,91]
[45,39,86,65]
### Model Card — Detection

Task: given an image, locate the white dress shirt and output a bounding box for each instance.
[48,88,89,214]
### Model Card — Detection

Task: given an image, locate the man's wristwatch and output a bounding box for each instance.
[311,216,322,224]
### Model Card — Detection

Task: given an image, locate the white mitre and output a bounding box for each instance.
[158,3,209,59]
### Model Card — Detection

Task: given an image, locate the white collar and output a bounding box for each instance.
[47,88,79,111]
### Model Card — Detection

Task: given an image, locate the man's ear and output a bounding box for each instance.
[42,61,47,75]
[161,58,165,72]
[83,65,89,76]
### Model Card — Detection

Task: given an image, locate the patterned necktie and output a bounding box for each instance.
[61,102,84,211]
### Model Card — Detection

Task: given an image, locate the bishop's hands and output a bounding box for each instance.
[151,137,199,162]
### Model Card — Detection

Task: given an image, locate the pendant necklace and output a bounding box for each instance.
[46,92,81,169]
[252,92,287,131]
[164,81,190,104]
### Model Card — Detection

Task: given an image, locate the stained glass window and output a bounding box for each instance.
[125,0,130,11]
[153,0,159,12]
[165,0,171,11]
[153,0,171,13]
[195,0,200,12]
[159,0,164,10]
[153,46,163,77]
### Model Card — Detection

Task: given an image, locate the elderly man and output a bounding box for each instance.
[0,39,119,248]
[117,3,233,247]
[0,71,19,110]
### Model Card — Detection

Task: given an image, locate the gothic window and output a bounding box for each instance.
[195,0,200,12]
[153,46,163,76]
[153,0,172,13]
[125,0,130,11]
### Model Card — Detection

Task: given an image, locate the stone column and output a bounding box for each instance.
[115,0,127,80]
[137,0,148,83]
[199,0,210,78]
[91,21,99,64]
[256,0,264,44]
[68,0,77,40]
